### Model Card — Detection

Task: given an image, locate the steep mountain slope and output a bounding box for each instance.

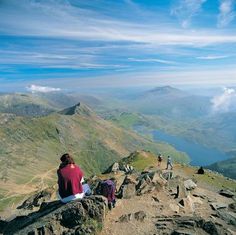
[0,103,189,213]
[0,93,56,116]
[0,92,103,117]
[207,156,236,179]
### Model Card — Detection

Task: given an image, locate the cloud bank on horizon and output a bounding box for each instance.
[211,87,236,113]
[26,84,61,93]
[0,0,236,91]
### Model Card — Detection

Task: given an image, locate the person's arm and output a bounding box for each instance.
[57,170,64,195]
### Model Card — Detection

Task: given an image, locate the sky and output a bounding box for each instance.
[0,0,236,92]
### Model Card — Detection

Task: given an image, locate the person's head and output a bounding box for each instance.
[60,153,75,166]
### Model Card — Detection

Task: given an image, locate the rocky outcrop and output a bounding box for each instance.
[17,188,55,210]
[2,196,107,235]
[155,215,230,235]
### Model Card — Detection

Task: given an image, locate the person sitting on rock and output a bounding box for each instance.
[57,153,84,203]
[166,156,173,170]
[197,166,205,174]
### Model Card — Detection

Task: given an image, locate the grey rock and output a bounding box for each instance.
[162,171,173,180]
[134,211,146,222]
[178,196,195,213]
[119,213,133,223]
[219,189,235,198]
[210,203,227,211]
[228,202,236,213]
[217,210,236,226]
[184,179,197,191]
[119,211,146,223]
[176,182,188,199]
[122,183,136,199]
[17,188,54,210]
[202,221,220,235]
[111,162,119,173]
[171,230,195,235]
[3,196,107,235]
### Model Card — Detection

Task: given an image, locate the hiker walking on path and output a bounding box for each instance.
[157,154,163,167]
[57,153,84,203]
[166,156,173,170]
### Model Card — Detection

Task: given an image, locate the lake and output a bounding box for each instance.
[153,130,229,166]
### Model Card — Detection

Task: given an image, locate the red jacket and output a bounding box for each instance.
[57,164,84,198]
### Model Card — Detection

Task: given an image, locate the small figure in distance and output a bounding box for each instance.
[157,154,163,167]
[197,166,205,174]
[57,153,84,203]
[166,156,173,170]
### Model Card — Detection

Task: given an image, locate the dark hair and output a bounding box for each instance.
[59,153,75,168]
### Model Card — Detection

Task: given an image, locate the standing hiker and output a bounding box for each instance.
[166,156,173,170]
[57,153,84,203]
[157,154,163,167]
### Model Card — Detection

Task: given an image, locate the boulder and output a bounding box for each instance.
[111,162,120,173]
[210,203,227,211]
[122,183,136,199]
[216,210,236,226]
[119,211,146,223]
[184,179,197,191]
[176,182,188,199]
[219,189,235,198]
[3,196,107,235]
[134,211,146,222]
[152,172,167,187]
[178,196,195,213]
[119,213,133,223]
[162,171,173,180]
[228,202,236,213]
[0,219,7,234]
[202,221,221,235]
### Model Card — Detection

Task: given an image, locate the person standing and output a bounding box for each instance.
[157,154,163,167]
[57,153,84,203]
[166,156,173,170]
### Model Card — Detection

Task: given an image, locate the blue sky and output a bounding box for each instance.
[0,0,236,92]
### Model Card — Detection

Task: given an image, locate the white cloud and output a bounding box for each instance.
[171,0,206,28]
[26,84,61,93]
[1,0,236,46]
[211,87,236,112]
[218,0,236,27]
[196,55,229,60]
[128,58,177,65]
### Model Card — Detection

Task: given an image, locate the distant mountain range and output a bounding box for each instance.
[123,86,212,119]
[207,156,236,179]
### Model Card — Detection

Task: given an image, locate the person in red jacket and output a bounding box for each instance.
[57,153,84,203]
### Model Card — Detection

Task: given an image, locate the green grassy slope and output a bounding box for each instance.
[207,156,236,179]
[0,103,189,212]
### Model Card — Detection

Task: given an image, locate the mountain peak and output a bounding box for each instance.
[59,102,93,116]
[147,86,184,95]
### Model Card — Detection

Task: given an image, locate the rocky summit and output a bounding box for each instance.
[0,151,235,235]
